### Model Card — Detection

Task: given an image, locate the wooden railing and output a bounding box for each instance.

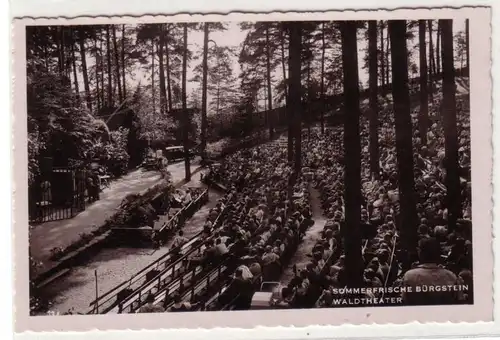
[130,193,258,313]
[158,198,272,313]
[87,189,210,314]
[158,257,235,312]
[199,180,304,312]
[116,205,232,314]
[154,190,209,243]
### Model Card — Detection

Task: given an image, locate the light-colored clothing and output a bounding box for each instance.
[262,252,280,265]
[172,236,189,249]
[402,263,464,305]
[236,265,254,280]
[215,243,229,256]
[137,303,165,313]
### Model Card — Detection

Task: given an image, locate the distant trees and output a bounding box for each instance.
[27,19,469,188]
[199,23,227,155]
[239,22,283,139]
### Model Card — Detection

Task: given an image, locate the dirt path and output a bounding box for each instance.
[280,187,328,283]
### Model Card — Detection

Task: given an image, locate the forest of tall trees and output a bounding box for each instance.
[282,18,469,279]
[27,18,474,315]
[27,20,469,189]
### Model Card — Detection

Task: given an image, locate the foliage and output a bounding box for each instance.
[87,127,131,176]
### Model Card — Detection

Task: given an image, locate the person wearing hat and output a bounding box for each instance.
[168,293,193,312]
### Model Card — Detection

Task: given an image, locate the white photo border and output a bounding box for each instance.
[10,5,497,339]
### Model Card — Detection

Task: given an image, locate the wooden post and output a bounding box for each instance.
[94,270,99,314]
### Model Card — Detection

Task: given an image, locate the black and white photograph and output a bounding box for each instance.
[20,10,490,324]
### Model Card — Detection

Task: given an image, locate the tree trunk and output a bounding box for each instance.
[307,58,312,137]
[436,22,441,77]
[465,19,470,76]
[43,43,49,71]
[181,24,191,181]
[368,21,380,179]
[121,24,127,98]
[418,20,429,146]
[201,23,209,155]
[60,27,66,76]
[265,25,274,139]
[158,24,167,115]
[440,19,461,233]
[216,84,221,116]
[340,21,364,288]
[285,28,294,163]
[263,87,267,112]
[165,25,173,112]
[70,37,80,102]
[281,29,288,101]
[428,20,435,101]
[63,28,71,79]
[151,39,156,114]
[320,22,326,135]
[78,29,92,112]
[112,25,123,102]
[389,20,419,270]
[385,31,390,87]
[288,22,302,172]
[55,28,63,75]
[99,36,105,110]
[380,23,385,89]
[106,26,113,107]
[94,37,101,110]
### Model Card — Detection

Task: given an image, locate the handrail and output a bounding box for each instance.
[88,189,209,313]
[164,211,269,312]
[140,171,293,312]
[154,190,208,240]
[140,202,264,312]
[124,242,234,314]
[380,234,399,300]
[203,184,303,312]
[114,198,233,314]
[161,260,233,312]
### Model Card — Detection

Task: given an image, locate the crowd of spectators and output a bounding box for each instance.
[311,94,472,307]
[137,91,472,312]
